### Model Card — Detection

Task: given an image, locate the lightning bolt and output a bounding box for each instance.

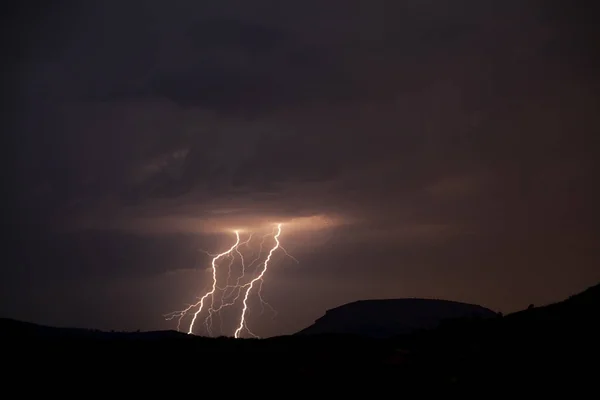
[234,223,282,338]
[165,222,295,338]
[165,231,241,334]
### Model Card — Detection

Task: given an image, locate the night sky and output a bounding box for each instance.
[3,0,599,337]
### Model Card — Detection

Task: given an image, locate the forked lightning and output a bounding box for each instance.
[164,223,294,338]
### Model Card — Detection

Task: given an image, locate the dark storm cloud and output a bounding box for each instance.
[8,0,599,230]
[107,19,347,112]
[10,0,599,208]
[9,1,350,113]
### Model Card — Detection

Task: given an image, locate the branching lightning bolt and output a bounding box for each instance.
[234,223,282,338]
[165,231,240,334]
[165,223,295,338]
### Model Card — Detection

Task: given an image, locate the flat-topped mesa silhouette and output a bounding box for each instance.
[295,298,497,338]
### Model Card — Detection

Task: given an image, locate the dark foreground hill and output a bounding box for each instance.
[0,317,188,340]
[296,298,497,337]
[1,283,599,391]
[405,282,600,389]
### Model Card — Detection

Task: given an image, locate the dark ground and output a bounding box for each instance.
[2,283,598,392]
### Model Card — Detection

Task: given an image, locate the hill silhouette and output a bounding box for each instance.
[402,282,600,389]
[0,317,191,341]
[295,298,497,337]
[1,282,598,390]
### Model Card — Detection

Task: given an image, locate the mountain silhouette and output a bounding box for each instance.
[407,282,600,389]
[295,298,497,337]
[1,283,598,389]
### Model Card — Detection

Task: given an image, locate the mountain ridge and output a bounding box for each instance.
[296,297,497,337]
